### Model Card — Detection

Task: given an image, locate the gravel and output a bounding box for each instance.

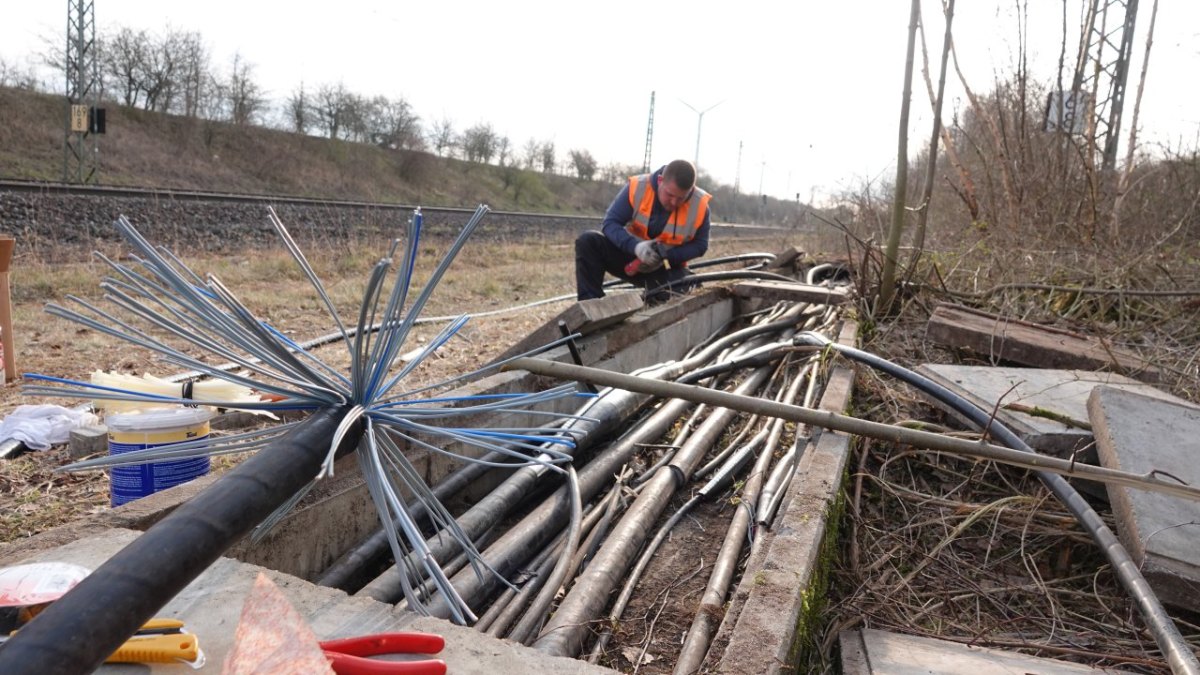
[0,190,600,261]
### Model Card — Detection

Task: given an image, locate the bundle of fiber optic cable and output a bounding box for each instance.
[21,206,589,623]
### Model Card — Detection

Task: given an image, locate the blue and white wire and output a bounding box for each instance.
[33,206,576,623]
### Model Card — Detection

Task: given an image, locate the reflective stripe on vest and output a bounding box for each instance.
[624,173,711,249]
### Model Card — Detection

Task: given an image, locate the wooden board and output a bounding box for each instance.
[1088,386,1200,610]
[926,304,1160,382]
[730,280,850,306]
[841,628,1134,674]
[765,245,805,269]
[491,292,642,364]
[0,237,15,382]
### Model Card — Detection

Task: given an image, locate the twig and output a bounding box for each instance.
[1002,403,1092,431]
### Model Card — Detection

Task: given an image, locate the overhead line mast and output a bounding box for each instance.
[63,0,101,183]
[642,91,655,173]
[1071,0,1139,171]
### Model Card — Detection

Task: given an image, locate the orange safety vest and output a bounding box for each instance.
[623,173,711,250]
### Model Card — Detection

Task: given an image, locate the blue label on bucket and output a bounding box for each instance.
[109,435,211,507]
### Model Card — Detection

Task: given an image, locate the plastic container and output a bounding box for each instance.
[106,407,214,507]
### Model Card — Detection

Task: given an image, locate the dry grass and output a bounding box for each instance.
[0,230,577,543]
[0,225,785,544]
[821,441,1188,673]
[803,347,1199,673]
[794,227,1200,672]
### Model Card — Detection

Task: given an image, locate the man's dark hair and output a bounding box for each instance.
[663,159,697,191]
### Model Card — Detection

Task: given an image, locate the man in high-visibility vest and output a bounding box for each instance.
[575,159,712,302]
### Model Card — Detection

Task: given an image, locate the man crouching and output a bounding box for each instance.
[575,159,711,303]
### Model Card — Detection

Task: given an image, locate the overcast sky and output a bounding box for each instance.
[2,1,1198,204]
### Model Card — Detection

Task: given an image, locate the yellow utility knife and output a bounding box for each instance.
[107,631,200,664]
[105,618,200,664]
[2,618,199,665]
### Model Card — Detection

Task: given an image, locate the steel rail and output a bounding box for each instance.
[0,178,574,219]
[0,178,788,231]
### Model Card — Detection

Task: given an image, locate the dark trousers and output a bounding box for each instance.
[574,230,696,302]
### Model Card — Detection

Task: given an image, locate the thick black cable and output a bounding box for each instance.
[0,407,359,674]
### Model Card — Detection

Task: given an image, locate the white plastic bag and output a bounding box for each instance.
[0,404,99,451]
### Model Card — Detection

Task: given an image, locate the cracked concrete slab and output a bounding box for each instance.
[1088,386,1200,610]
[9,529,615,674]
[840,628,1134,674]
[916,364,1186,458]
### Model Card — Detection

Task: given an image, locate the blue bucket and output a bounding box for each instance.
[106,408,213,507]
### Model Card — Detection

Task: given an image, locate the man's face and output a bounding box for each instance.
[658,179,693,211]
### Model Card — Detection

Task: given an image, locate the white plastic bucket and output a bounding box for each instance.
[106,407,213,507]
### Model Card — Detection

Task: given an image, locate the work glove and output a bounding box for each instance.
[634,240,663,266]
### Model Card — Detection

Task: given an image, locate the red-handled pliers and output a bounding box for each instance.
[319,631,447,675]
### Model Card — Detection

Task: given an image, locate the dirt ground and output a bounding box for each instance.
[595,494,737,673]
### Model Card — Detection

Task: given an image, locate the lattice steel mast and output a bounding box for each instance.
[63,0,100,183]
[1071,0,1139,171]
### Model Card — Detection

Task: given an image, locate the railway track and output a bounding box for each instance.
[0,177,600,225]
[0,178,789,231]
[0,178,791,265]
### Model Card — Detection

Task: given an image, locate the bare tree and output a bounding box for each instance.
[600,163,633,184]
[96,26,214,116]
[285,83,310,134]
[539,140,556,173]
[340,93,371,142]
[312,82,351,139]
[0,56,42,90]
[522,138,541,169]
[175,30,211,117]
[100,27,150,107]
[367,96,423,150]
[569,149,598,180]
[1111,0,1160,239]
[878,0,920,313]
[918,9,977,220]
[141,30,183,113]
[907,0,956,274]
[430,117,456,157]
[460,123,498,163]
[221,52,267,125]
[496,135,512,167]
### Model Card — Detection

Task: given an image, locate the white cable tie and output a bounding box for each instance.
[320,404,366,480]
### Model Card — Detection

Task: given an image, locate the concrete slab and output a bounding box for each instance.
[10,529,614,674]
[916,364,1187,458]
[840,628,1134,674]
[710,319,858,674]
[1088,386,1200,609]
